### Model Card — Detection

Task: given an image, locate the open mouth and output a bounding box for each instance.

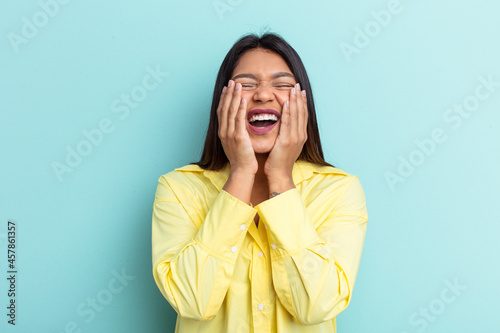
[248,114,279,128]
[247,109,280,134]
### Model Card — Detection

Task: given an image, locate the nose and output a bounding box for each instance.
[252,84,275,103]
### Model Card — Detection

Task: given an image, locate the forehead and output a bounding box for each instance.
[231,49,294,79]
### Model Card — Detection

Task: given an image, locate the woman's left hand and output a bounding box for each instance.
[264,83,308,190]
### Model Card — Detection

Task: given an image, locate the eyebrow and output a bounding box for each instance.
[231,72,295,80]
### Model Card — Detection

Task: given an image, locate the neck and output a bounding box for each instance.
[254,153,269,188]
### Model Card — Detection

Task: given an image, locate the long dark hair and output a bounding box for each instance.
[192,32,334,170]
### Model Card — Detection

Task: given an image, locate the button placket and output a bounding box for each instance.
[251,242,270,331]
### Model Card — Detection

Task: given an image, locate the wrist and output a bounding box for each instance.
[230,164,257,177]
[223,171,255,205]
[267,174,295,195]
[229,168,257,181]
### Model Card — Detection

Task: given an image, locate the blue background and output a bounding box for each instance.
[2,0,499,332]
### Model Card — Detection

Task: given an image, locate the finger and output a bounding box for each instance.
[289,84,299,138]
[280,92,291,138]
[295,83,305,135]
[217,86,228,135]
[222,80,235,134]
[235,96,247,137]
[301,89,308,140]
[297,88,306,140]
[227,82,242,135]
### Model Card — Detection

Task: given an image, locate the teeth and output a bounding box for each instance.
[248,113,278,122]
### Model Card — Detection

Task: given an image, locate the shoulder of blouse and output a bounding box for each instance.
[169,161,353,176]
[158,161,356,192]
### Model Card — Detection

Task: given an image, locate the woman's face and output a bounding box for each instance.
[231,48,297,154]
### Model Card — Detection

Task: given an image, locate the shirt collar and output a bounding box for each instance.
[175,160,349,192]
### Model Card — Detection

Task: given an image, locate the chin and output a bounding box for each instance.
[247,124,278,154]
[251,140,275,154]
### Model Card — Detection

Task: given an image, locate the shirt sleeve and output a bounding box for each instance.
[151,174,258,321]
[256,175,368,325]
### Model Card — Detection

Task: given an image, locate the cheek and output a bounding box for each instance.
[241,91,253,101]
[276,91,291,103]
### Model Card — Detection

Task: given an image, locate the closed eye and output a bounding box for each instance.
[239,83,294,90]
[241,84,293,89]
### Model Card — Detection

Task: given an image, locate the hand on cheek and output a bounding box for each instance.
[217,80,258,176]
[264,83,308,191]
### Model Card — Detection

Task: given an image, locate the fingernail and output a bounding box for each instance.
[228,80,233,87]
[301,90,306,97]
[235,83,241,90]
[285,100,289,108]
[222,86,227,93]
[296,83,301,90]
[292,88,296,95]
[241,97,246,103]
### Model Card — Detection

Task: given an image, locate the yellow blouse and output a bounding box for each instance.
[151,160,368,333]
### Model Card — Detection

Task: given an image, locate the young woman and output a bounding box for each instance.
[152,32,368,333]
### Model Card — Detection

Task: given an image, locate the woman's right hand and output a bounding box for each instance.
[217,80,258,176]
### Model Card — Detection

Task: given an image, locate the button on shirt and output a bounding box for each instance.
[151,160,368,333]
